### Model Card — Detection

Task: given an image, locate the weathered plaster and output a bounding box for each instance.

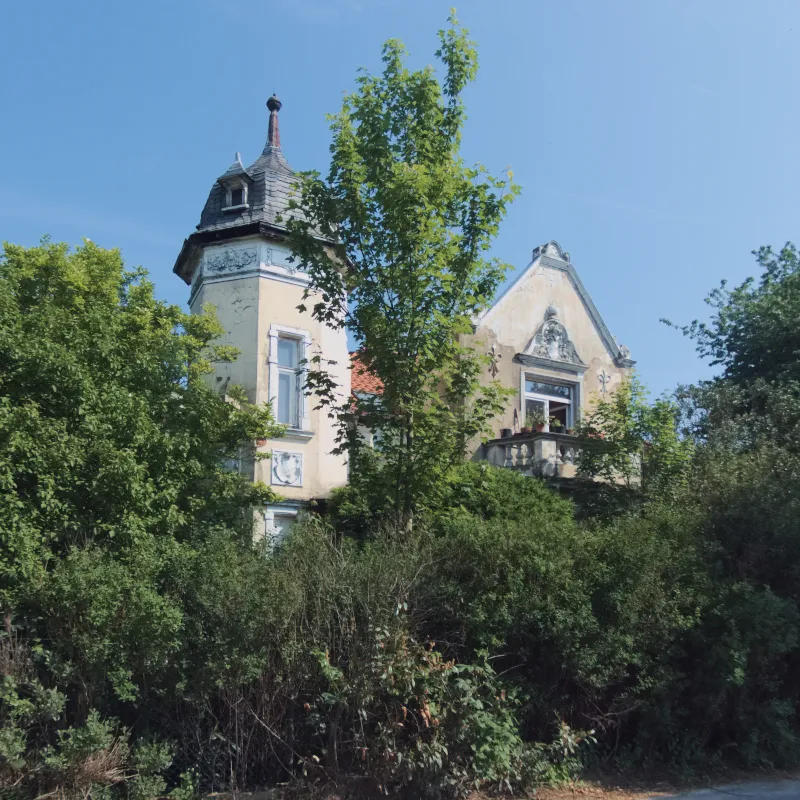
[463,243,633,452]
[189,237,350,501]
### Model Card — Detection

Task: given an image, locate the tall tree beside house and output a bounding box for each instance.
[670,242,800,601]
[286,13,519,519]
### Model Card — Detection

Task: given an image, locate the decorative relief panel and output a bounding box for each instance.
[268,244,300,274]
[526,306,584,366]
[271,451,303,487]
[205,247,258,274]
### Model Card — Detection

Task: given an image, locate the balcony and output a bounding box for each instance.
[481,431,581,479]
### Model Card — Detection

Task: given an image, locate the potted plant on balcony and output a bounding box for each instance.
[549,416,564,433]
[526,410,548,433]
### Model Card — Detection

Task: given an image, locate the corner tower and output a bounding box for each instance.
[173,95,350,533]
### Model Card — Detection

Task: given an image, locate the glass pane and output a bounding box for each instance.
[549,401,569,429]
[231,187,243,206]
[278,337,298,368]
[524,398,546,425]
[525,379,571,399]
[278,371,294,424]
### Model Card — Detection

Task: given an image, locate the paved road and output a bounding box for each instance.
[657,781,800,800]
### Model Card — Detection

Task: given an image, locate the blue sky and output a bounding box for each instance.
[1,0,798,395]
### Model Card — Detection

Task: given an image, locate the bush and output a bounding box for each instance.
[310,631,524,797]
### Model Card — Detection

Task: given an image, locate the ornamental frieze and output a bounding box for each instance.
[205,247,259,274]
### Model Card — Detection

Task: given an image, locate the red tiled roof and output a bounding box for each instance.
[350,351,383,395]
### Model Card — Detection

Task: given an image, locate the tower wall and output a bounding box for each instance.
[188,237,350,501]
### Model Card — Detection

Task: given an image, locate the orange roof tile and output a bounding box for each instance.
[350,351,383,395]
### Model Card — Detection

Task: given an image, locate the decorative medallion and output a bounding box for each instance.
[271,451,303,487]
[205,247,258,274]
[527,306,583,365]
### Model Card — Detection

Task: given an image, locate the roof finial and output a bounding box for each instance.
[267,94,282,149]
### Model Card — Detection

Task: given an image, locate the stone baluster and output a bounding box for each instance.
[504,444,513,468]
[515,442,525,467]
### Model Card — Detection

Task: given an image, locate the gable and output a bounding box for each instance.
[477,241,634,370]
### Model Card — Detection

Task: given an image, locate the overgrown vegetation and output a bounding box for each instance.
[5,234,800,797]
[4,14,800,800]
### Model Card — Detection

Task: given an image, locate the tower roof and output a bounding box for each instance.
[195,94,299,235]
[173,94,309,284]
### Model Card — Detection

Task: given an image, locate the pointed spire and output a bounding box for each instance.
[266,94,282,149]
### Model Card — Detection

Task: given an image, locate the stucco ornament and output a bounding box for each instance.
[205,247,258,274]
[271,450,303,487]
[486,343,502,378]
[528,306,583,365]
[598,368,611,395]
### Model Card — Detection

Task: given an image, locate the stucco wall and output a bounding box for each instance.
[188,236,350,501]
[463,247,632,452]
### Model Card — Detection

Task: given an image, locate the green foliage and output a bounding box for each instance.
[128,740,174,800]
[311,631,524,797]
[0,238,285,798]
[439,461,574,522]
[577,375,693,501]
[0,239,282,615]
[326,459,572,537]
[286,13,518,519]
[520,722,596,786]
[0,634,134,799]
[669,243,800,386]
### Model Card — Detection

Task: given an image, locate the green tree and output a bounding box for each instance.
[0,238,282,623]
[671,243,800,387]
[576,376,692,500]
[286,13,519,520]
[669,242,800,598]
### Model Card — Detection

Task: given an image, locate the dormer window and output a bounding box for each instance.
[222,181,248,211]
[216,153,251,212]
[220,177,249,212]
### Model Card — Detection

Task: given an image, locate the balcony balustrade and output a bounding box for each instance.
[481,431,581,479]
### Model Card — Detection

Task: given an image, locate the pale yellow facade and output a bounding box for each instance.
[186,237,350,514]
[179,233,630,518]
[464,240,633,454]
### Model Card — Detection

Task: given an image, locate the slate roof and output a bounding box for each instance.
[174,95,316,284]
[195,95,301,235]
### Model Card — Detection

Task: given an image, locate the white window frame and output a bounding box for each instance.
[520,373,578,432]
[263,503,300,547]
[221,179,249,211]
[268,324,311,432]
